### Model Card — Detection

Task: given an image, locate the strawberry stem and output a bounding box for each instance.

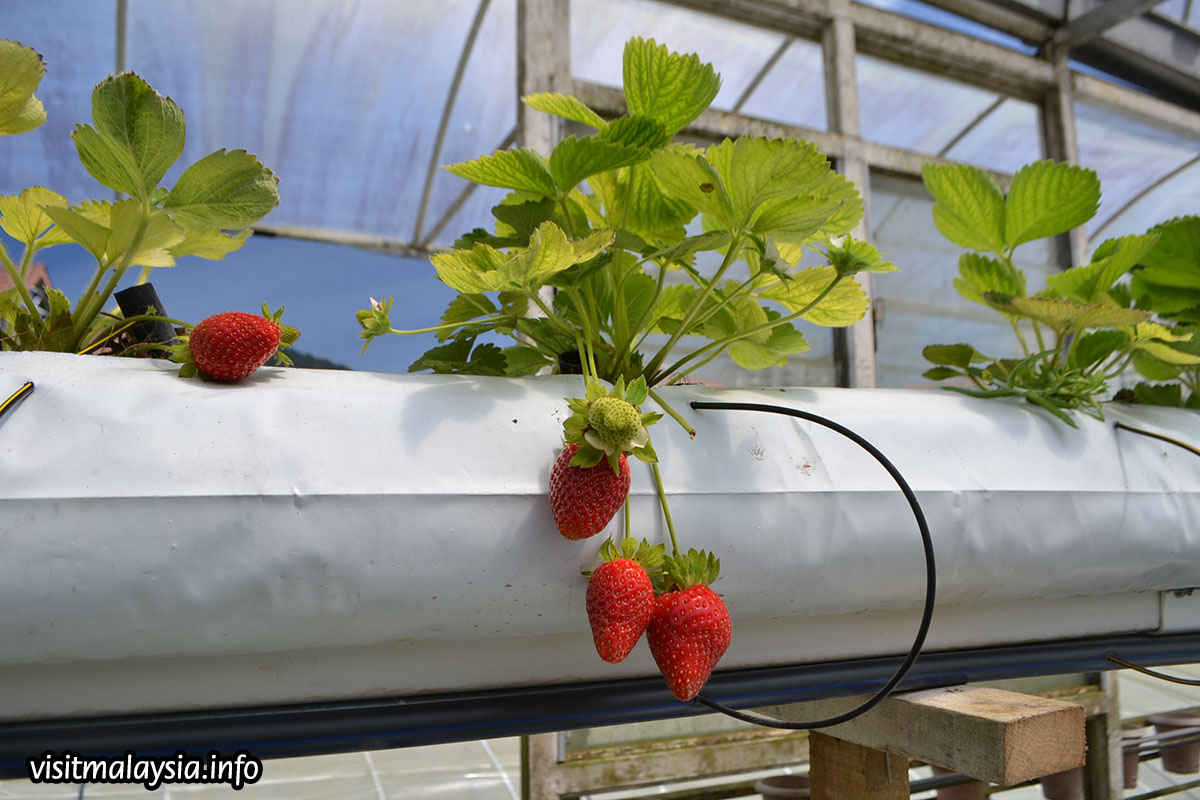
[650,462,680,557]
[648,389,695,439]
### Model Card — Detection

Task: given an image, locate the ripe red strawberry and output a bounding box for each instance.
[646,550,731,701]
[586,538,664,663]
[189,311,281,382]
[549,443,630,540]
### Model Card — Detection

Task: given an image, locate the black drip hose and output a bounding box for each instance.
[687,399,937,729]
[0,381,34,422]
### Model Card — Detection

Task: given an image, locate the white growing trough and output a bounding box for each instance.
[1,350,1199,722]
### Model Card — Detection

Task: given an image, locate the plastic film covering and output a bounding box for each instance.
[1,352,1198,716]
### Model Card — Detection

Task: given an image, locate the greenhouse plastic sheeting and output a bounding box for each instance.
[1,352,1198,719]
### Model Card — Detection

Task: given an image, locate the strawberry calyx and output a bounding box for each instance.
[586,536,666,577]
[562,376,663,474]
[658,548,720,594]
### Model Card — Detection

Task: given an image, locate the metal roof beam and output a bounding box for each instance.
[572,79,1014,186]
[252,225,447,259]
[1050,0,1163,50]
[850,3,1054,102]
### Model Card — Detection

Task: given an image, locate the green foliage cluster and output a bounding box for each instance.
[920,160,1200,425]
[0,39,279,354]
[359,37,894,390]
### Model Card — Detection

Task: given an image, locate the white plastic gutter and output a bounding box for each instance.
[0,351,1197,720]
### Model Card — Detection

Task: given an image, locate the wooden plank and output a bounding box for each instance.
[810,731,909,800]
[516,0,570,154]
[755,685,1086,785]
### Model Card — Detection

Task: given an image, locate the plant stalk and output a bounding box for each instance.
[642,234,743,382]
[650,462,680,557]
[656,272,844,384]
[648,388,695,438]
[0,245,45,333]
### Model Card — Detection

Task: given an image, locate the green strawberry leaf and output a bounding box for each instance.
[923,343,983,369]
[599,115,671,150]
[549,135,649,193]
[1004,161,1099,251]
[921,163,1006,254]
[161,149,280,228]
[105,202,185,267]
[492,196,556,242]
[649,145,733,228]
[922,366,964,381]
[761,265,867,326]
[594,162,694,241]
[438,293,498,340]
[705,137,832,229]
[1132,349,1184,381]
[41,204,111,260]
[521,92,606,129]
[0,186,68,247]
[1045,232,1158,304]
[1071,329,1128,369]
[622,37,720,136]
[625,375,649,407]
[432,243,507,293]
[409,337,506,376]
[729,313,810,369]
[1133,381,1184,407]
[0,40,47,136]
[648,230,731,266]
[167,220,251,260]
[1135,338,1200,365]
[954,252,1025,306]
[73,73,185,200]
[502,345,552,376]
[751,194,843,242]
[984,293,1150,333]
[444,148,557,197]
[1140,216,1200,274]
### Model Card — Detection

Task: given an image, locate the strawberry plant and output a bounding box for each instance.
[357,37,895,701]
[919,161,1200,425]
[0,39,279,354]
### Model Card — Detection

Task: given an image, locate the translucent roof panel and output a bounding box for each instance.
[417,0,517,248]
[941,98,1043,175]
[853,0,1035,53]
[737,37,828,131]
[869,171,1058,389]
[857,55,1040,172]
[122,0,512,243]
[570,0,789,113]
[0,0,118,204]
[1075,99,1200,241]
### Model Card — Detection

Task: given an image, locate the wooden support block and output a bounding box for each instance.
[755,684,1086,785]
[810,731,909,800]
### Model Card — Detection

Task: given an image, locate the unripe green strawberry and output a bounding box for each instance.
[189,312,281,382]
[586,558,655,663]
[586,396,643,450]
[549,444,630,540]
[647,580,731,701]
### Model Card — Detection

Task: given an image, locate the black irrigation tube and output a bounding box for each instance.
[4,630,1199,774]
[688,400,937,729]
